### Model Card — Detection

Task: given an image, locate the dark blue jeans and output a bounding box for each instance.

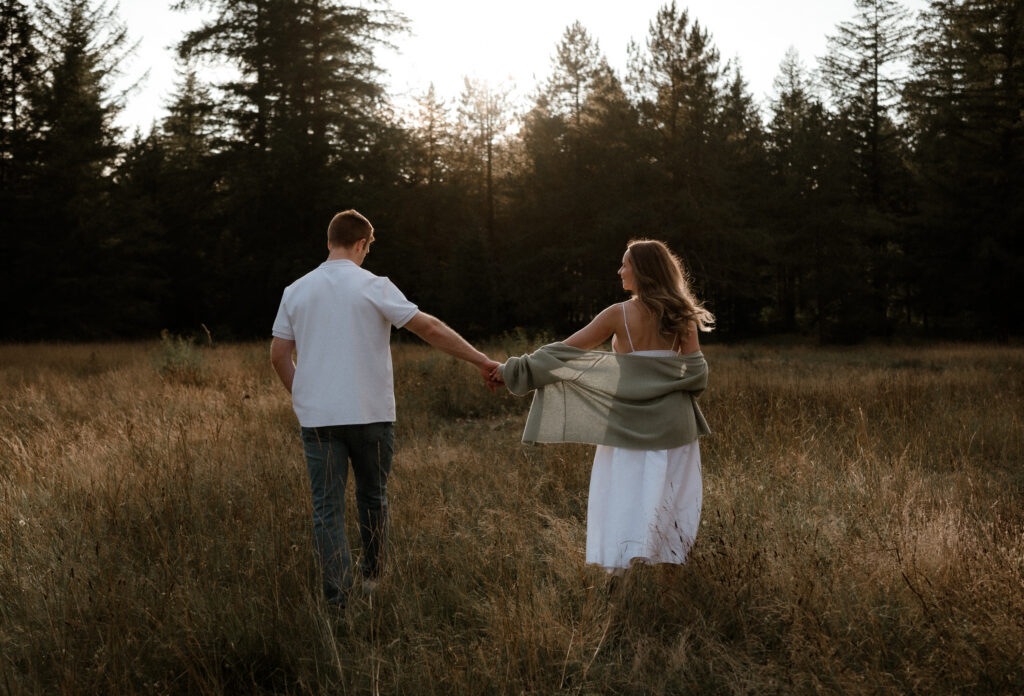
[300,422,394,607]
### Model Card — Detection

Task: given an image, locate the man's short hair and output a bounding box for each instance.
[328,210,374,248]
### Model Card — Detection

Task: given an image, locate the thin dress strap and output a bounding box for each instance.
[621,302,635,352]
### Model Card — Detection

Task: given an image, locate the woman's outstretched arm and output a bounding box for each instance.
[492,305,618,385]
[563,304,619,350]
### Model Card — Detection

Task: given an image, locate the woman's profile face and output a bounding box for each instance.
[618,251,635,292]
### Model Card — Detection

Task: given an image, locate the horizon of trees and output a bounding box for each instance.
[1,0,1021,343]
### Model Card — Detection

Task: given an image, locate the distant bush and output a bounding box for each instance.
[154,329,208,385]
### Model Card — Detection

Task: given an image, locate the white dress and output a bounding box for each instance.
[584,307,704,570]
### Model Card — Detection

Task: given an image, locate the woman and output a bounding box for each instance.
[498,239,713,572]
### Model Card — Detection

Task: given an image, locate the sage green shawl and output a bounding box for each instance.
[499,342,710,450]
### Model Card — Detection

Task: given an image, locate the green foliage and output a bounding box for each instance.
[0,0,37,166]
[902,0,1024,338]
[1,1,1022,341]
[154,329,208,385]
[820,0,914,207]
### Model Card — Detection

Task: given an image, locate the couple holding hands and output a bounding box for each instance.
[271,210,713,609]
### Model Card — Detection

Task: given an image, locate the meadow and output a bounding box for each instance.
[0,337,1021,695]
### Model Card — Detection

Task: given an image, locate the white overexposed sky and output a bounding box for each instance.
[114,0,928,132]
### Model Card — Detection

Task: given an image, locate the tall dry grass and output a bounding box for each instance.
[0,338,1022,694]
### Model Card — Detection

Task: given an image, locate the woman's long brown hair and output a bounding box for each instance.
[626,239,715,342]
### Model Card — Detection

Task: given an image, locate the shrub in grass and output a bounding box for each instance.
[154,329,208,386]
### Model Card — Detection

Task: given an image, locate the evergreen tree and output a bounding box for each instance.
[904,0,1024,336]
[513,94,571,328]
[535,23,612,326]
[545,21,604,128]
[0,0,38,329]
[512,23,645,332]
[456,77,512,251]
[452,77,513,332]
[105,130,171,335]
[576,62,646,288]
[16,0,135,337]
[627,2,733,332]
[162,61,218,165]
[766,48,817,331]
[0,0,36,186]
[627,1,723,209]
[173,0,406,334]
[711,61,772,336]
[408,84,452,188]
[766,48,865,340]
[154,62,223,331]
[374,85,469,321]
[820,0,915,335]
[820,0,914,207]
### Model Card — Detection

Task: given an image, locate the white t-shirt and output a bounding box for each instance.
[272,259,419,427]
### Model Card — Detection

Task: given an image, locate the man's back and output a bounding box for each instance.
[270,208,497,612]
[272,259,418,427]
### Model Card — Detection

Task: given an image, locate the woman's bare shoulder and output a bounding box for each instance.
[563,303,624,349]
[595,302,627,322]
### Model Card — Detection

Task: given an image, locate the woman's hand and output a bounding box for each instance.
[478,359,504,392]
[487,363,505,390]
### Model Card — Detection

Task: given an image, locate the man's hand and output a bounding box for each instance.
[270,337,296,393]
[488,363,504,389]
[478,359,503,393]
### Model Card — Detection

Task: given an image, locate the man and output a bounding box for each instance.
[270,209,499,609]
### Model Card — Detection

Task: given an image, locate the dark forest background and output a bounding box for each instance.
[1,0,1021,342]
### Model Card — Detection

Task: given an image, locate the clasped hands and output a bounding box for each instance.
[478,359,505,393]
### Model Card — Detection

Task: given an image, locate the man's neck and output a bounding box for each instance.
[326,247,361,264]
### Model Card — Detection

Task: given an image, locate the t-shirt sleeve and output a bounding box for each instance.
[370,277,419,328]
[271,290,295,340]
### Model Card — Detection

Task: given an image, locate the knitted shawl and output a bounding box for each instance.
[499,342,710,450]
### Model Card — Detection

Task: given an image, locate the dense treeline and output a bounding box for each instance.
[1,0,1021,341]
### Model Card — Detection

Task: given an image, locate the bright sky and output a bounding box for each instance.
[115,0,928,132]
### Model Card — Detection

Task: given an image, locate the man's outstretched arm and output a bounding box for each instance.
[403,312,501,390]
[271,337,297,393]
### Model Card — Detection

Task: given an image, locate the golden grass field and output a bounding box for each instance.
[1,337,1022,695]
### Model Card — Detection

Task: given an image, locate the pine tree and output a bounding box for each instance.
[0,0,38,332]
[149,62,223,331]
[162,61,217,165]
[819,0,915,336]
[628,1,723,209]
[105,130,170,335]
[408,84,452,187]
[711,60,771,336]
[767,48,812,332]
[767,48,869,341]
[453,77,513,332]
[376,84,468,320]
[175,0,402,164]
[456,77,512,249]
[537,23,613,325]
[904,0,1024,336]
[173,0,406,334]
[820,0,914,207]
[544,21,604,129]
[627,2,734,333]
[0,0,36,186]
[511,22,645,331]
[17,0,135,337]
